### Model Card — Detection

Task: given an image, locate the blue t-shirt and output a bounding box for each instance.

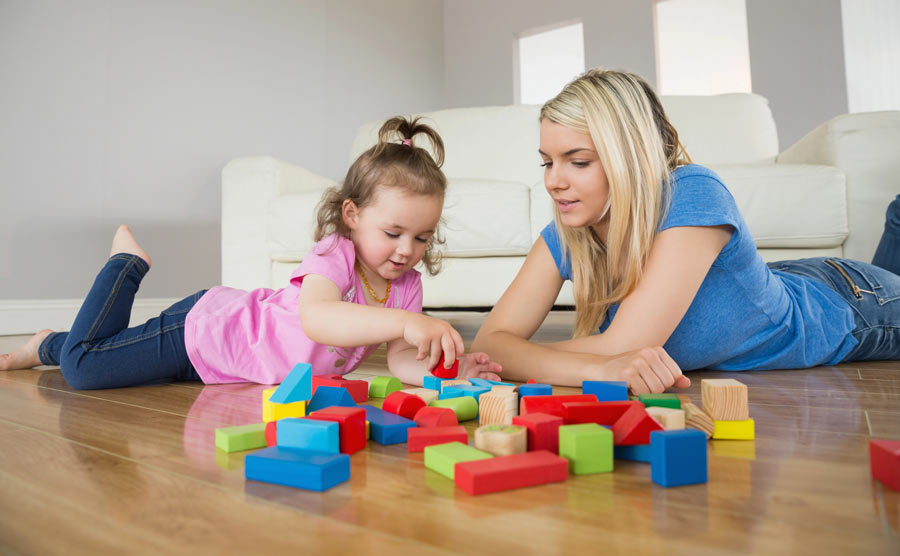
[540,164,858,371]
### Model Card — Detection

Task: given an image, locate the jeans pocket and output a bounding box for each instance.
[827,258,900,305]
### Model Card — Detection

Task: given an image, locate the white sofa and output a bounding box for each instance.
[221,94,900,308]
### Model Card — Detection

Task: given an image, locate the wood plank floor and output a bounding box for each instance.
[1,311,899,555]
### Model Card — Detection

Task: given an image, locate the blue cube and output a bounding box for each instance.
[245,446,349,491]
[362,405,417,445]
[307,385,357,413]
[518,383,552,397]
[650,429,708,487]
[277,418,339,453]
[582,380,628,402]
[423,375,448,391]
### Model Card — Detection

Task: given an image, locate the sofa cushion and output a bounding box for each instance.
[267,191,320,262]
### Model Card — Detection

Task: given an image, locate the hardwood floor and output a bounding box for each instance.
[1,312,898,555]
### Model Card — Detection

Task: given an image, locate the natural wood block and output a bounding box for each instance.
[646,407,685,430]
[474,425,527,457]
[440,379,470,392]
[683,402,714,438]
[713,418,755,440]
[401,388,439,405]
[701,379,749,421]
[478,391,518,425]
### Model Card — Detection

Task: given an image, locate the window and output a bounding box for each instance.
[515,21,585,105]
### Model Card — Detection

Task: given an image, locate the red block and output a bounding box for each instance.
[382,391,427,420]
[455,450,569,495]
[870,439,900,491]
[431,352,460,379]
[512,412,564,453]
[414,406,459,428]
[407,425,468,452]
[526,379,538,384]
[520,394,599,418]
[307,406,367,454]
[612,403,663,445]
[265,420,277,447]
[562,400,640,425]
[312,374,369,403]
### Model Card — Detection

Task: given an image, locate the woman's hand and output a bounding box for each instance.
[589,346,690,394]
[402,313,466,373]
[458,352,503,382]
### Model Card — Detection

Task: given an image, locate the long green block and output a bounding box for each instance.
[370,376,403,398]
[424,442,493,479]
[638,393,681,409]
[429,396,478,421]
[215,423,267,453]
[559,423,613,474]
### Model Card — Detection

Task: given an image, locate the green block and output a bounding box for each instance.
[429,396,479,421]
[559,423,613,475]
[638,393,681,409]
[424,442,493,479]
[370,376,403,398]
[215,423,267,453]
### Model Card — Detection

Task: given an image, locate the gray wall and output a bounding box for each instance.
[0,0,444,299]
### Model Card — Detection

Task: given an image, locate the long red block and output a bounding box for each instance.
[455,450,569,495]
[870,439,900,491]
[512,412,564,453]
[612,403,663,445]
[383,391,427,420]
[407,425,469,452]
[520,394,599,418]
[265,420,277,447]
[563,400,640,425]
[431,352,460,379]
[414,406,458,428]
[307,406,366,454]
[312,374,369,403]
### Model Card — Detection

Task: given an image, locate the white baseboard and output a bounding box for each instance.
[0,298,181,336]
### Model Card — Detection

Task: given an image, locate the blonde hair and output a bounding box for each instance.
[540,69,692,337]
[315,116,447,275]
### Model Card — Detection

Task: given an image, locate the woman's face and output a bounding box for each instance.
[539,119,610,232]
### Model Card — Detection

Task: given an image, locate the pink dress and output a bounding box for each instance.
[184,235,423,384]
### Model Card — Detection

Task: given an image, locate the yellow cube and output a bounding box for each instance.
[713,418,755,440]
[262,387,306,422]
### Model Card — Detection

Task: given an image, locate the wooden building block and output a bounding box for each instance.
[614,444,652,462]
[582,380,628,401]
[401,387,439,406]
[701,378,749,421]
[215,423,267,453]
[423,375,448,391]
[559,423,613,474]
[431,351,459,378]
[312,374,368,403]
[277,418,339,453]
[414,406,459,428]
[368,376,403,398]
[645,406,685,430]
[429,396,479,422]
[683,402,714,438]
[362,405,417,445]
[424,442,493,479]
[443,384,491,403]
[469,377,517,389]
[440,379,470,392]
[438,388,464,401]
[562,400,640,425]
[520,394,599,418]
[474,425,527,457]
[512,412,564,453]
[478,391,518,425]
[262,387,306,422]
[265,420,277,447]
[712,418,755,440]
[306,386,357,413]
[491,385,518,395]
[455,450,569,495]
[869,439,900,491]
[307,406,366,454]
[518,383,553,397]
[650,429,708,487]
[612,404,664,445]
[383,391,427,420]
[268,362,312,404]
[245,446,350,492]
[407,425,469,452]
[638,393,681,409]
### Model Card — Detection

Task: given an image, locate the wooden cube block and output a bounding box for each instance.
[559,423,613,474]
[424,442,493,479]
[701,378,749,421]
[650,429,708,487]
[712,418,755,440]
[683,402,714,438]
[512,412,564,453]
[474,425,527,456]
[401,387,440,405]
[307,406,367,454]
[869,439,900,491]
[645,406,685,430]
[478,391,518,425]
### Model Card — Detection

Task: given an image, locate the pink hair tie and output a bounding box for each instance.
[401,139,412,146]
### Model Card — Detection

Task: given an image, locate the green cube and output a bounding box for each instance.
[559,423,613,475]
[215,423,267,453]
[638,393,681,409]
[370,376,403,398]
[424,441,493,479]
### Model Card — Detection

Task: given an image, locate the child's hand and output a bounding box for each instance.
[402,313,465,373]
[458,352,503,382]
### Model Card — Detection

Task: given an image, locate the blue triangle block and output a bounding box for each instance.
[307,386,357,413]
[245,446,349,491]
[269,362,312,404]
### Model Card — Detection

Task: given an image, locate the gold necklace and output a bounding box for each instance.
[355,260,391,304]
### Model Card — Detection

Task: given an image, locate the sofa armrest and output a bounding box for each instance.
[776,111,900,262]
[221,156,337,290]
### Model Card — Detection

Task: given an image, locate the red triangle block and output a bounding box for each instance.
[612,403,663,445]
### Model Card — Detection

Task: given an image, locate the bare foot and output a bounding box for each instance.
[110,225,152,268]
[0,329,53,370]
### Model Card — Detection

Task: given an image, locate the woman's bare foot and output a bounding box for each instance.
[0,329,53,370]
[110,225,152,268]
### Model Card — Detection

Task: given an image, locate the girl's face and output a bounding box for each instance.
[342,186,443,284]
[539,119,610,232]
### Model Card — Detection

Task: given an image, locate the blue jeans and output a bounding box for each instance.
[38,254,205,389]
[872,194,900,275]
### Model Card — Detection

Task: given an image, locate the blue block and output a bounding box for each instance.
[245,446,349,491]
[650,429,708,487]
[307,385,357,413]
[582,380,628,402]
[362,405,417,445]
[438,388,464,400]
[518,383,552,397]
[269,362,312,403]
[277,418,339,453]
[423,375,448,391]
[614,443,652,463]
[443,384,490,402]
[484,378,518,388]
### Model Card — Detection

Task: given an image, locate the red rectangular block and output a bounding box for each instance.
[612,403,663,445]
[407,426,469,452]
[307,406,367,454]
[265,420,277,447]
[519,394,599,418]
[455,450,569,495]
[512,412,564,453]
[312,374,369,403]
[562,401,640,425]
[870,439,900,491]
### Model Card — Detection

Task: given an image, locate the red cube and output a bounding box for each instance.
[870,439,900,491]
[307,406,367,454]
[512,412,564,453]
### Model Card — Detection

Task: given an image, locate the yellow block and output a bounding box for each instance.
[712,418,755,440]
[366,420,370,440]
[262,387,306,422]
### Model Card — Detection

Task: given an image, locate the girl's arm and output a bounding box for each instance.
[385,339,503,386]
